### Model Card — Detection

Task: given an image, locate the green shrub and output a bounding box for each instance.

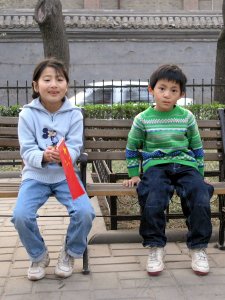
[83,103,225,120]
[0,105,21,116]
[1,103,225,119]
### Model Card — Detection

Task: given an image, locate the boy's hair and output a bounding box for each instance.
[149,64,187,93]
[32,57,69,99]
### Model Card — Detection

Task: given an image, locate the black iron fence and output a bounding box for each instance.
[0,79,224,107]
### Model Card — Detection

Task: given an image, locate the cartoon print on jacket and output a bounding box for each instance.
[42,128,59,146]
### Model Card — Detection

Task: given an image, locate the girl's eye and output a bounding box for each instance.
[57,77,65,82]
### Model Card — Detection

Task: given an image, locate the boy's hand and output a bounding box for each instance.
[43,146,61,163]
[123,176,141,187]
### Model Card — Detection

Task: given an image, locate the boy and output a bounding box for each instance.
[123,64,214,276]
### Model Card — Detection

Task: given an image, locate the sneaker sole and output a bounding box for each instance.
[193,270,209,276]
[55,267,73,278]
[147,270,162,276]
[28,273,45,281]
[55,271,73,278]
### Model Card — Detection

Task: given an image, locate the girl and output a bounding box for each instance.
[12,57,95,281]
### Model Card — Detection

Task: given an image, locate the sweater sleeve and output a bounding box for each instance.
[186,112,204,176]
[126,114,145,177]
[18,112,44,169]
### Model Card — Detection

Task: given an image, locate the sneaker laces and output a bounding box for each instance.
[193,249,207,262]
[148,247,160,262]
[30,262,39,268]
[30,253,49,269]
[58,249,74,268]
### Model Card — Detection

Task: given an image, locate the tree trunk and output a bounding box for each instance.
[214,0,225,103]
[34,0,70,71]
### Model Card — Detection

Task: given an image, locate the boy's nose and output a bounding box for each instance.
[163,90,170,97]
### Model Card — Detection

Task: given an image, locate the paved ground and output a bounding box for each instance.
[0,177,225,299]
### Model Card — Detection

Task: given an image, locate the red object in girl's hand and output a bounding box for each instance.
[57,138,85,200]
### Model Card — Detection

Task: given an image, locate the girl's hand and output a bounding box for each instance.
[43,146,61,163]
[123,176,141,188]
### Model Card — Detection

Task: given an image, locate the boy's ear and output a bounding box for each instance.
[148,86,153,94]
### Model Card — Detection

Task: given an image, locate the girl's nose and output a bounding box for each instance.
[50,79,57,87]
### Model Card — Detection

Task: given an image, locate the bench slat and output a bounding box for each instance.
[197,120,221,128]
[198,130,221,138]
[85,118,133,128]
[85,129,221,139]
[0,151,21,160]
[1,181,225,198]
[86,151,221,161]
[85,129,129,138]
[0,139,20,147]
[84,119,220,129]
[0,117,18,125]
[0,127,18,136]
[85,140,127,149]
[85,140,222,150]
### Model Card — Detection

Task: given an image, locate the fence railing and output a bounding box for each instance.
[0,79,224,107]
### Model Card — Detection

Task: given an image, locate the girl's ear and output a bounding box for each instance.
[32,81,38,92]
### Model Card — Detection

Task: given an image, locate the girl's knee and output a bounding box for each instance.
[12,208,34,227]
[71,203,95,222]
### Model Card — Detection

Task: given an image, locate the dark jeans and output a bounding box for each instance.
[137,163,214,249]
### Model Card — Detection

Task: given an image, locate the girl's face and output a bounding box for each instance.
[33,67,68,112]
[149,79,184,112]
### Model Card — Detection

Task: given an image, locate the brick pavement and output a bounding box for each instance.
[0,195,225,299]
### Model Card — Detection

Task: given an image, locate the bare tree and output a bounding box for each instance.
[214,0,225,103]
[34,0,70,71]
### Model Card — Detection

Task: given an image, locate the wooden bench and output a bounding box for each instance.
[82,111,225,249]
[1,111,225,251]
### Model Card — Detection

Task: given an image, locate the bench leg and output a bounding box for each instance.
[82,247,90,274]
[216,213,225,250]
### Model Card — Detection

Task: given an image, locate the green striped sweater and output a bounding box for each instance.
[126,105,204,177]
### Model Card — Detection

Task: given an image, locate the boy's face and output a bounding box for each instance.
[148,79,184,112]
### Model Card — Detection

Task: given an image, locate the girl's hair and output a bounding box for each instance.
[150,64,187,93]
[32,57,69,99]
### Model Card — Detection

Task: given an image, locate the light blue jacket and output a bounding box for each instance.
[18,97,83,183]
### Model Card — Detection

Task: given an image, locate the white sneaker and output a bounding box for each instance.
[27,251,50,281]
[146,247,165,276]
[55,245,74,278]
[190,248,209,275]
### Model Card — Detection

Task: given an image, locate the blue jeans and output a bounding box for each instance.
[11,179,95,262]
[137,164,214,249]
